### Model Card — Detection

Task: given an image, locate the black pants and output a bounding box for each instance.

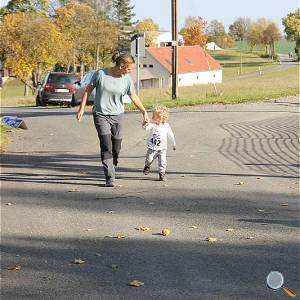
[93,113,123,180]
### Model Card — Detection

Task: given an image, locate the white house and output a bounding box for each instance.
[131,45,222,89]
[206,42,222,51]
[154,31,184,47]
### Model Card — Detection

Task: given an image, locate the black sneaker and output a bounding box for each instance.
[159,172,166,181]
[143,165,150,175]
[105,177,115,187]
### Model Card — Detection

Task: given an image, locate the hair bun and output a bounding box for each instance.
[112,52,120,63]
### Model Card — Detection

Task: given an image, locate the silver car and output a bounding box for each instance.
[72,70,96,106]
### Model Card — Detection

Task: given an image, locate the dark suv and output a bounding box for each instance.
[36,72,78,106]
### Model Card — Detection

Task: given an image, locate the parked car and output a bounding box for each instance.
[36,72,78,106]
[72,70,96,106]
[72,70,132,106]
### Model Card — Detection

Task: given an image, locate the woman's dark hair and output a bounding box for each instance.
[112,52,135,67]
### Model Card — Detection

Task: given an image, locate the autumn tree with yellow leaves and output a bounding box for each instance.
[0,11,65,94]
[180,16,208,47]
[136,18,159,47]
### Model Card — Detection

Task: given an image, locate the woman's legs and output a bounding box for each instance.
[93,114,123,184]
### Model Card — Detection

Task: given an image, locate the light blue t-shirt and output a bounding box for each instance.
[90,69,135,115]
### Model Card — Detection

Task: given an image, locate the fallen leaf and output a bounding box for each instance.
[136,226,151,231]
[246,236,255,239]
[73,259,85,264]
[256,177,263,180]
[5,203,13,206]
[105,235,126,239]
[226,228,234,232]
[238,181,244,185]
[181,175,185,177]
[162,228,170,236]
[282,287,297,298]
[7,265,21,271]
[191,226,198,229]
[148,202,154,205]
[95,253,102,257]
[106,211,114,214]
[129,280,144,287]
[163,184,168,187]
[206,237,217,242]
[86,228,93,231]
[111,264,118,270]
[280,203,288,206]
[257,209,265,212]
[68,189,80,192]
[79,170,88,174]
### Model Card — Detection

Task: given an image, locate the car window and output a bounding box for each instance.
[48,74,78,84]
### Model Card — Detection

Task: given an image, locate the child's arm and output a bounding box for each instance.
[166,124,176,150]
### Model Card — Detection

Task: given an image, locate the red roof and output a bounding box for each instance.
[147,46,221,74]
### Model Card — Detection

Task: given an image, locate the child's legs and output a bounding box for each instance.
[145,149,158,166]
[158,150,167,173]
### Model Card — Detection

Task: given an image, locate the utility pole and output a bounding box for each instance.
[171,0,178,99]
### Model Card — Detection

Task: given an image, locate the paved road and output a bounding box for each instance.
[1,97,299,299]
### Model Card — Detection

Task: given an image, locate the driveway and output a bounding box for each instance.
[1,97,299,299]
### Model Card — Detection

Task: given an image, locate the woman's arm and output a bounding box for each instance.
[76,85,94,122]
[130,93,150,126]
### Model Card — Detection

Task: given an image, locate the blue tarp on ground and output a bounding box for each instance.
[1,116,27,129]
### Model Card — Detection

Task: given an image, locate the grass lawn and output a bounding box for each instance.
[0,78,35,107]
[208,49,277,77]
[134,66,299,109]
[0,124,15,151]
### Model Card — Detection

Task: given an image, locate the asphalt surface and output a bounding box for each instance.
[1,96,299,299]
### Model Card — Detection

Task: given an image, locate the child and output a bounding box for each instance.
[143,105,176,181]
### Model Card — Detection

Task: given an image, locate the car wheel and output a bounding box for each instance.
[71,95,77,107]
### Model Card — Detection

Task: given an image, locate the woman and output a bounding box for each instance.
[76,52,150,187]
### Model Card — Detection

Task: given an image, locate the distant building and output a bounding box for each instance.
[206,42,222,51]
[131,45,222,89]
[154,31,184,47]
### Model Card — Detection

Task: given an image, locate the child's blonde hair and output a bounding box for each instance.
[153,105,169,123]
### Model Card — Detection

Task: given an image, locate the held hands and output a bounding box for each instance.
[142,112,150,126]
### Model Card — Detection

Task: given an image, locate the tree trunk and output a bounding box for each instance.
[80,61,84,79]
[24,83,29,97]
[96,43,100,69]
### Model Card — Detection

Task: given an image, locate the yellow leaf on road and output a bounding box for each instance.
[7,265,21,271]
[206,237,217,242]
[129,280,144,287]
[73,259,85,264]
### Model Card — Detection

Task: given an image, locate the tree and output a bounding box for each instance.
[112,0,135,50]
[263,23,281,58]
[206,19,233,49]
[55,1,97,76]
[229,17,251,41]
[0,12,64,94]
[207,19,225,37]
[0,0,50,16]
[282,9,300,58]
[135,18,159,47]
[181,16,207,46]
[246,18,272,52]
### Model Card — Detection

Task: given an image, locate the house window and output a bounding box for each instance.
[143,64,147,68]
[149,64,153,68]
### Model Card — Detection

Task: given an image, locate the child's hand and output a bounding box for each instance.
[173,146,176,150]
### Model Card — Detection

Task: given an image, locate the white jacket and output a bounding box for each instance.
[144,122,176,150]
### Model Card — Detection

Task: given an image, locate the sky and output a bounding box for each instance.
[131,0,299,32]
[0,0,298,32]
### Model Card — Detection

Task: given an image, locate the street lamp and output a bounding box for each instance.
[131,32,145,96]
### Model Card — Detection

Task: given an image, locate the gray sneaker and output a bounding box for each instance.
[159,172,166,181]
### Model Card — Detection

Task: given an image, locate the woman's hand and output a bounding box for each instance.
[76,109,84,122]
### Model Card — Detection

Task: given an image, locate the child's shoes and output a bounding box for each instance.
[143,165,150,175]
[159,172,166,181]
